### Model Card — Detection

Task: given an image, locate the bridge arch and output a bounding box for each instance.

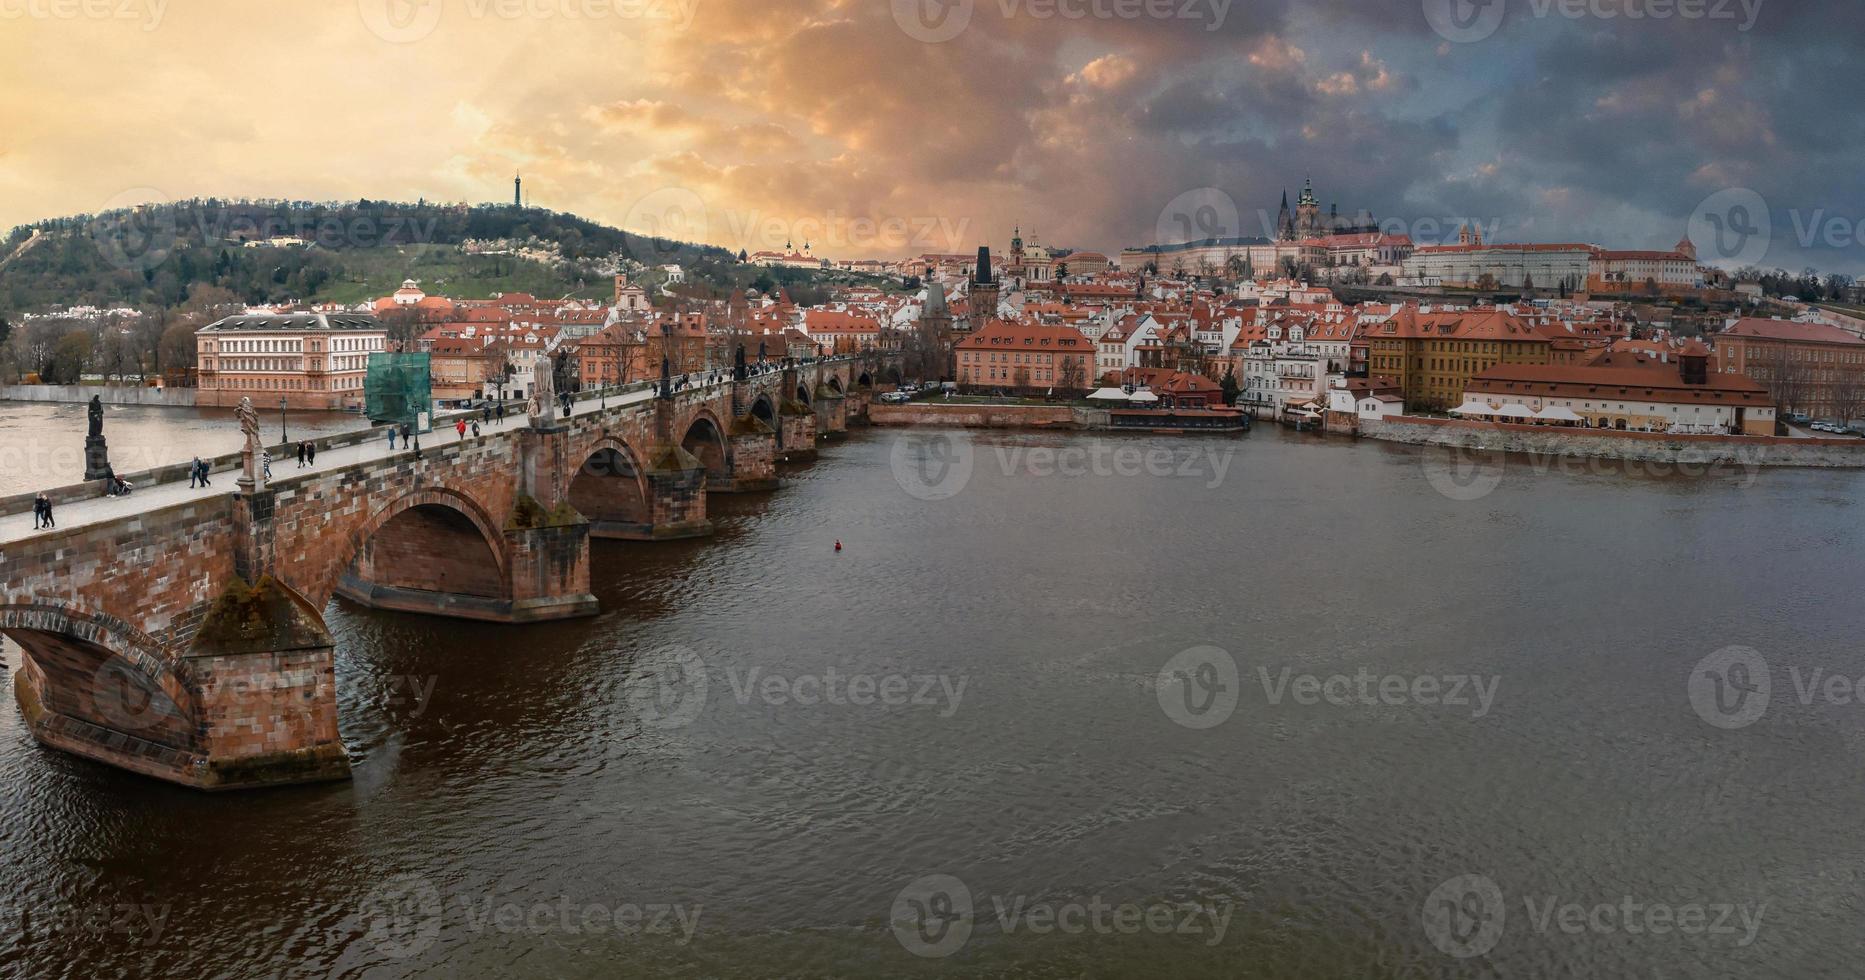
[747,393,781,449]
[327,485,511,612]
[0,600,203,757]
[749,394,777,427]
[857,371,873,389]
[826,374,845,395]
[795,383,812,406]
[680,409,730,481]
[569,435,655,537]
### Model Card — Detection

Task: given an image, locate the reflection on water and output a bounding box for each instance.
[0,400,368,496]
[2,426,1864,978]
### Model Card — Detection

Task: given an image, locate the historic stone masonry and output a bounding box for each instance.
[0,357,886,790]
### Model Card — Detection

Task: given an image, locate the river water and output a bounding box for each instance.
[2,419,1864,978]
[0,401,368,496]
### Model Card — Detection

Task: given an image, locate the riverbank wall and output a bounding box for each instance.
[0,385,198,407]
[1357,415,1865,468]
[867,403,1247,432]
[868,403,1082,428]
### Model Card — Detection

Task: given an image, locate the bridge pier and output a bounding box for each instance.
[184,577,351,789]
[779,399,818,460]
[639,447,712,538]
[846,388,872,425]
[11,579,352,791]
[713,415,779,493]
[814,385,848,439]
[504,507,602,619]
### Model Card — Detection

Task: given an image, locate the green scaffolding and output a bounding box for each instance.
[365,353,433,431]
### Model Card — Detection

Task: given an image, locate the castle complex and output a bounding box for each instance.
[1120,178,1404,277]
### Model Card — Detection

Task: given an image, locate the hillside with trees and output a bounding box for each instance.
[0,197,887,385]
[0,198,742,313]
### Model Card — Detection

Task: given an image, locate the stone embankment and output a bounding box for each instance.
[1357,415,1865,467]
[0,385,198,407]
[867,403,1081,428]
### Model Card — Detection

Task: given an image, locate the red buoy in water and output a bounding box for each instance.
[834,539,842,552]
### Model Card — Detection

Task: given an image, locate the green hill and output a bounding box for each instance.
[0,198,770,312]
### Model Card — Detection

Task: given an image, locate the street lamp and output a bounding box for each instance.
[279,397,288,443]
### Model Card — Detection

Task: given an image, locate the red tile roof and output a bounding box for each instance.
[954,319,1094,351]
[1721,318,1865,346]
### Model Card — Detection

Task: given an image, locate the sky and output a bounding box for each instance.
[1,0,1861,275]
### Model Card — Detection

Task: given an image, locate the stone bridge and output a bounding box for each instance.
[0,357,894,790]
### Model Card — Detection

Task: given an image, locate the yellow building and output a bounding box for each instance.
[1368,308,1560,411]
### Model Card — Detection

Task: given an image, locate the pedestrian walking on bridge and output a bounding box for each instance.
[37,493,55,530]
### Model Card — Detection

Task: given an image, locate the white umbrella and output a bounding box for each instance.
[1494,403,1535,420]
[1536,405,1583,423]
[1086,387,1131,401]
[1128,389,1160,403]
[1448,400,1491,416]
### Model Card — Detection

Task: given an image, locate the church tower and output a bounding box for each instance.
[1296,178,1321,240]
[1275,191,1296,242]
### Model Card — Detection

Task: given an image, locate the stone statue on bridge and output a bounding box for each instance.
[83,395,112,481]
[531,357,556,425]
[236,396,263,491]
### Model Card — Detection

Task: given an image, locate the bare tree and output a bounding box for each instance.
[1055,355,1086,397]
[1828,371,1865,428]
[1754,345,1811,417]
[158,321,198,379]
[901,315,952,382]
